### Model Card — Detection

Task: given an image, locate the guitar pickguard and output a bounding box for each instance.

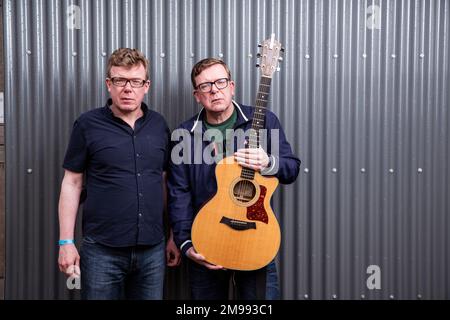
[246,186,268,223]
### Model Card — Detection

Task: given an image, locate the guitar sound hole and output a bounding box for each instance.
[233,180,257,203]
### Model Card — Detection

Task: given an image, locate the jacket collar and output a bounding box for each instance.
[190,100,250,132]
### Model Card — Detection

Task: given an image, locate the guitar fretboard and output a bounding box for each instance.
[241,76,272,180]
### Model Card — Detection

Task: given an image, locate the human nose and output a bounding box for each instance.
[123,80,133,90]
[210,83,219,93]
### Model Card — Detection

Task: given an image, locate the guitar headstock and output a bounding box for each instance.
[256,33,284,78]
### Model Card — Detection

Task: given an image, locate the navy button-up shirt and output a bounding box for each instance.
[63,99,169,247]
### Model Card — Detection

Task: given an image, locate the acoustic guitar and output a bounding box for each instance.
[191,34,284,270]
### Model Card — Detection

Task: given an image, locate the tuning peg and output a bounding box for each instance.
[281,47,285,52]
[256,53,261,58]
[278,57,283,62]
[258,44,262,48]
[256,64,260,68]
[276,67,281,72]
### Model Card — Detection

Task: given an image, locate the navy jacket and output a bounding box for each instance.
[167,102,300,255]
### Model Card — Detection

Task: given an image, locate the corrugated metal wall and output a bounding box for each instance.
[3,0,449,299]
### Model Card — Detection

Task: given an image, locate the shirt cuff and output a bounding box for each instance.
[261,154,277,176]
[180,240,193,256]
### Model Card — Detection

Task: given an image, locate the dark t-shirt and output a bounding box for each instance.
[63,99,169,247]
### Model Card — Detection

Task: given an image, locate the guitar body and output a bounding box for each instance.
[191,156,281,271]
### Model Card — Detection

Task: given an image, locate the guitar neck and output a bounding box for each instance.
[241,76,272,181]
[249,76,272,149]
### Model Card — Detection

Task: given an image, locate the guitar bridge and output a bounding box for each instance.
[220,216,256,231]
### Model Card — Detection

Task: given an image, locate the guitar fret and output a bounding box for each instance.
[242,76,271,175]
[240,166,256,180]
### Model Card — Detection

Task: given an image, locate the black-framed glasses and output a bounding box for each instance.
[109,77,148,88]
[196,78,230,93]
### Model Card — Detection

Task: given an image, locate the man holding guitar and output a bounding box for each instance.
[168,47,300,299]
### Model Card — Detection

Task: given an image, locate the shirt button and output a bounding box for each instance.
[136,153,140,157]
[138,213,142,217]
[137,173,141,177]
[139,193,143,197]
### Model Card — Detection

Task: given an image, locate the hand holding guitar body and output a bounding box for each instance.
[186,247,224,270]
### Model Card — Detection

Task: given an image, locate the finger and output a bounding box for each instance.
[238,162,262,171]
[58,257,64,272]
[173,250,181,266]
[188,250,205,262]
[235,152,262,160]
[193,253,206,261]
[236,148,259,154]
[170,254,180,267]
[235,157,262,169]
[174,250,181,261]
[165,249,171,259]
[60,262,70,274]
[167,259,177,267]
[59,258,70,274]
[204,262,224,270]
[235,153,264,164]
[234,156,261,165]
[64,265,74,277]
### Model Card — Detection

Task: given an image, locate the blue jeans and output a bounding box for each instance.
[80,236,165,300]
[188,260,280,300]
